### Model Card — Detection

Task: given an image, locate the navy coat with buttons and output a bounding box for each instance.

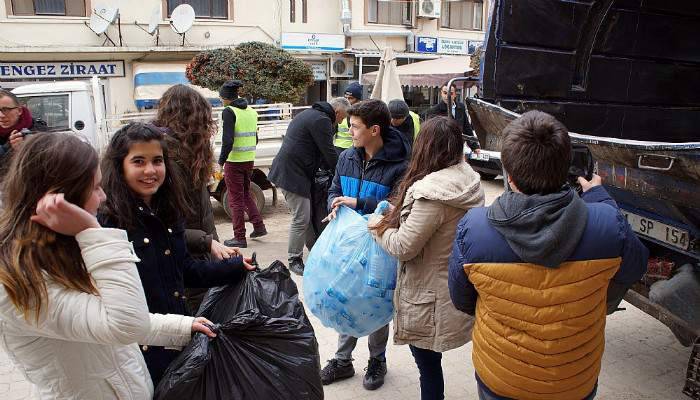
[99,203,247,385]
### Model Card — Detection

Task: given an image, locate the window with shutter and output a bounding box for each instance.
[166,0,229,19]
[440,0,484,30]
[10,0,85,16]
[367,0,412,26]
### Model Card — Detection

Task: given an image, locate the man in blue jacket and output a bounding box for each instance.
[448,111,648,400]
[321,99,410,391]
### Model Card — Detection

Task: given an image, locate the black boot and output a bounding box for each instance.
[250,227,268,238]
[320,359,355,385]
[223,238,247,248]
[363,357,387,390]
[289,257,305,276]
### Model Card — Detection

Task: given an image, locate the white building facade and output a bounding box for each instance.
[0,0,488,114]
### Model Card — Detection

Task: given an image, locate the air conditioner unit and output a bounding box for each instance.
[330,56,355,78]
[418,0,441,19]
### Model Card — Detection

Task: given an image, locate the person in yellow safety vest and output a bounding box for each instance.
[217,80,267,248]
[334,82,363,155]
[388,99,421,149]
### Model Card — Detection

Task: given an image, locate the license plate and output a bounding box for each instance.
[623,211,690,250]
[469,152,490,161]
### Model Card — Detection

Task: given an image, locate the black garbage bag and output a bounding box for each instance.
[310,168,333,237]
[154,261,324,400]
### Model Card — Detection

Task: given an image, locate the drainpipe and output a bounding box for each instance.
[340,0,415,52]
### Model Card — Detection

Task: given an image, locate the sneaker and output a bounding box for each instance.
[320,359,355,385]
[289,257,305,276]
[250,227,268,238]
[224,238,247,248]
[363,357,387,391]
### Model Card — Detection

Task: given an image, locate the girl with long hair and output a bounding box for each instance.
[0,132,215,399]
[153,84,237,312]
[370,117,484,400]
[99,122,254,385]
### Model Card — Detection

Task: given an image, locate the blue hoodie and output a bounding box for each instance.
[328,126,410,214]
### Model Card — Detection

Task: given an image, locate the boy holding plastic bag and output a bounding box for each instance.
[318,99,409,391]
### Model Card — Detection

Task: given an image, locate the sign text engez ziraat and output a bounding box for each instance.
[0,61,126,80]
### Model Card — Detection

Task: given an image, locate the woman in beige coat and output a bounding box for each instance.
[371,116,484,400]
[0,133,216,400]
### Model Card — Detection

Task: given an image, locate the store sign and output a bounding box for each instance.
[468,40,484,55]
[309,62,327,81]
[438,38,469,55]
[281,33,345,52]
[0,61,125,79]
[416,36,438,53]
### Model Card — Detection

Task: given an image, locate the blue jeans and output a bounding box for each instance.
[409,345,444,400]
[476,374,597,400]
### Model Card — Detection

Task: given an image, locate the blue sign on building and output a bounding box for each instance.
[416,36,438,53]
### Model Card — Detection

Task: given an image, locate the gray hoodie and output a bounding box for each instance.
[486,188,588,268]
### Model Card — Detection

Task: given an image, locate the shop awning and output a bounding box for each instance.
[361,56,473,88]
[133,62,221,109]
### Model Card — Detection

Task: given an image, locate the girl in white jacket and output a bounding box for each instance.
[0,132,214,400]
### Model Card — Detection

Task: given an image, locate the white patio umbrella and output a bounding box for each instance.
[369,47,404,102]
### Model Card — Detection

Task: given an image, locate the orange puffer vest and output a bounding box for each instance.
[466,258,620,400]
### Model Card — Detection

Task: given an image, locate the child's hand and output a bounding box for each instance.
[211,239,240,260]
[192,317,217,338]
[331,196,357,210]
[367,214,383,230]
[31,193,100,236]
[577,174,602,193]
[242,257,256,271]
[321,208,337,223]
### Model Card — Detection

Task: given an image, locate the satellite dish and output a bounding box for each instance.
[147,7,161,35]
[89,3,119,35]
[170,4,195,34]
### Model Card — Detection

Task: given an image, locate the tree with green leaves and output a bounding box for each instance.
[186,42,314,104]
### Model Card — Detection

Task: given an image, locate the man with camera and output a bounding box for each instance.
[448,111,648,400]
[0,89,46,176]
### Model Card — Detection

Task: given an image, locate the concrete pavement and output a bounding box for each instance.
[0,179,692,399]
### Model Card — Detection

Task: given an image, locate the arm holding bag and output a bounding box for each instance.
[155,262,323,400]
[303,204,398,338]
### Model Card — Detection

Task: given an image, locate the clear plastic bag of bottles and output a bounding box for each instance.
[303,202,397,337]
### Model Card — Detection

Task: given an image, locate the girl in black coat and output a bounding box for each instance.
[99,123,254,385]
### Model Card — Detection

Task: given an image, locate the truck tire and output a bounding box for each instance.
[220,182,266,220]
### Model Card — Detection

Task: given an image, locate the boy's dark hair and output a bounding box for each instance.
[501,110,571,195]
[347,99,391,136]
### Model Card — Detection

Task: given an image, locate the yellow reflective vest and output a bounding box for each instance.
[226,106,258,163]
[410,111,421,139]
[334,117,353,149]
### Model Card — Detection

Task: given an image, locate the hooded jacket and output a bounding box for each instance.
[0,228,195,400]
[268,102,339,198]
[328,126,410,215]
[448,186,649,400]
[372,162,484,352]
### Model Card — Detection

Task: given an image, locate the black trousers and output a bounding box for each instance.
[409,345,444,400]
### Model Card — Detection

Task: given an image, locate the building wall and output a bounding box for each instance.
[346,0,489,51]
[0,0,488,113]
[0,0,284,48]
